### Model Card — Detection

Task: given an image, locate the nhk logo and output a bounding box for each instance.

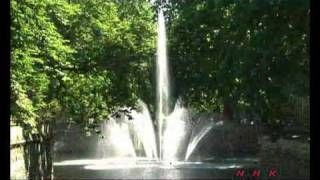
[232,168,279,180]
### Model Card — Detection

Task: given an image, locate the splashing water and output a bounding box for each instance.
[97,118,136,158]
[130,100,158,159]
[97,101,158,160]
[162,100,192,161]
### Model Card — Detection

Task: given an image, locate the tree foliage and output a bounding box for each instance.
[163,0,309,127]
[11,0,156,134]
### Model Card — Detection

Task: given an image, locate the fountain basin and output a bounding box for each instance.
[54,157,259,179]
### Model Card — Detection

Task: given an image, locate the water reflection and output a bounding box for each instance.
[54,157,256,179]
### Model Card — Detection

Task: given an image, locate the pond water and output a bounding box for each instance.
[53,157,259,179]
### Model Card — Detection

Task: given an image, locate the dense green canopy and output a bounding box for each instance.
[11,0,309,135]
[163,0,309,128]
[11,0,156,134]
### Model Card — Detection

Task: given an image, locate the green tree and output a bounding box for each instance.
[164,0,309,126]
[11,0,157,132]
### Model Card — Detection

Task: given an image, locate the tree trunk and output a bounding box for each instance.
[223,101,233,121]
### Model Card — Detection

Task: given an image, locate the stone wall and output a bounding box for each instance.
[11,125,54,180]
[10,126,27,179]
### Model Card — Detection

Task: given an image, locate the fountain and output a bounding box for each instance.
[94,8,223,162]
[94,9,217,162]
[54,8,259,179]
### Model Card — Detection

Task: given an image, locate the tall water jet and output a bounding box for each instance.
[156,9,170,159]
